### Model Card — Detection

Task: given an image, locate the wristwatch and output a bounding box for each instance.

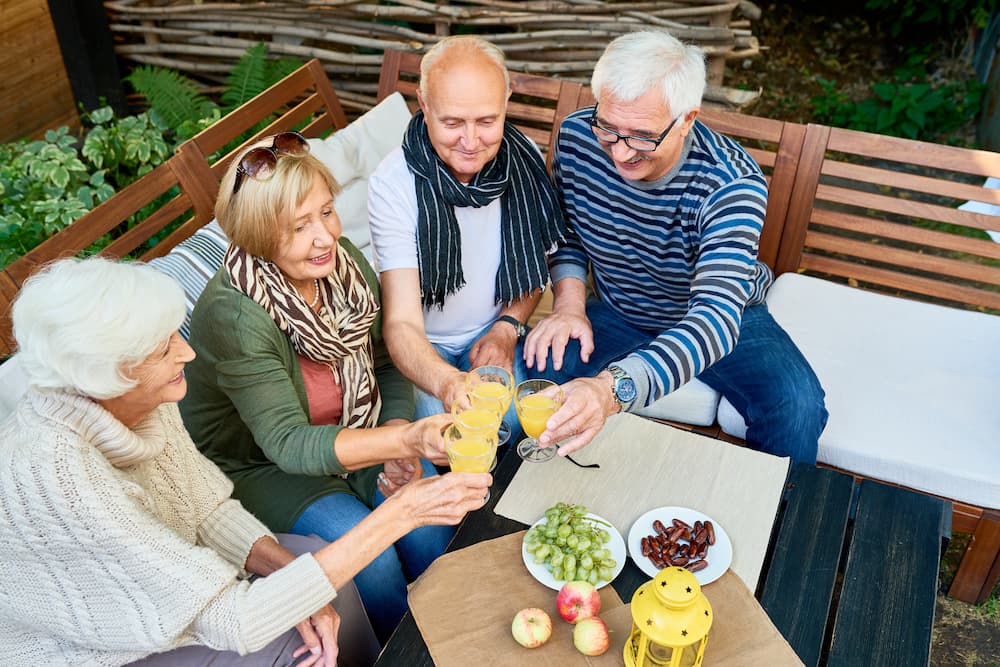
[495,315,528,340]
[607,365,637,412]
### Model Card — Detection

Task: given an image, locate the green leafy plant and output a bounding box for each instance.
[222,42,304,112]
[864,0,992,35]
[810,50,984,142]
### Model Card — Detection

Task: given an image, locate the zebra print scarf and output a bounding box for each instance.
[223,242,382,429]
[402,111,567,309]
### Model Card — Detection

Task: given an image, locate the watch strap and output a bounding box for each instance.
[495,315,527,339]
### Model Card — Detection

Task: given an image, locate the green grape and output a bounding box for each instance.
[598,567,614,581]
[563,554,577,574]
[550,551,564,567]
[551,565,563,581]
[587,569,599,585]
[557,524,573,539]
[534,544,550,560]
[576,537,592,553]
[566,534,579,550]
[580,554,594,570]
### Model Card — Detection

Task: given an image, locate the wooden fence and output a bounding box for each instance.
[104,0,762,114]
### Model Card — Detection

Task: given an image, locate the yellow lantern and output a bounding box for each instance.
[624,566,713,667]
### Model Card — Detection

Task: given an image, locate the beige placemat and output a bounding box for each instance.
[494,413,790,590]
[408,532,626,666]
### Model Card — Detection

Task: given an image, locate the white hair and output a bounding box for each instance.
[591,31,706,116]
[12,257,186,399]
[419,35,510,99]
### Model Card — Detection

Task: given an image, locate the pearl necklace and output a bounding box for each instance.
[309,279,321,309]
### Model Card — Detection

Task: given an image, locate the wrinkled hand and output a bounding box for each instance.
[395,471,493,525]
[378,457,422,497]
[537,376,616,456]
[523,311,593,373]
[291,603,340,667]
[468,325,517,372]
[401,413,452,465]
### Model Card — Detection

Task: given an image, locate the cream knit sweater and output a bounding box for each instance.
[0,390,337,665]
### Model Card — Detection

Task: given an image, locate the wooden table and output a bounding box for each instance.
[375,447,950,666]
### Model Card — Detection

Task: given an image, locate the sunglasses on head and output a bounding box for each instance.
[232,131,310,193]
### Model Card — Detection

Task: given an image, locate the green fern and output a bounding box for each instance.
[126,66,218,133]
[222,42,304,112]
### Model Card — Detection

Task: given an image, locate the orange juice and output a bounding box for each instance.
[516,393,559,438]
[455,407,501,436]
[471,381,513,411]
[447,437,495,473]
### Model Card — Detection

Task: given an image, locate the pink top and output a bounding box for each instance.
[297,355,343,426]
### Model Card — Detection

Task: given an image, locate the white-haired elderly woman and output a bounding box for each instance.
[0,257,489,666]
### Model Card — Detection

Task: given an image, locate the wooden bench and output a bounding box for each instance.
[1,54,997,606]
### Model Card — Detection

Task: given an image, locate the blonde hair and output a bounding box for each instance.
[215,145,340,258]
[419,35,510,101]
[12,257,186,399]
[591,30,706,116]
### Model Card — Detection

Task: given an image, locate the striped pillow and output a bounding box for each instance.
[148,221,229,339]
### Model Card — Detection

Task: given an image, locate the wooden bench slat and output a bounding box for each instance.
[506,98,557,125]
[828,481,947,666]
[804,230,1000,287]
[825,125,1000,177]
[821,158,1000,205]
[100,199,193,259]
[814,183,1000,233]
[811,208,1000,261]
[759,466,854,667]
[799,253,1000,310]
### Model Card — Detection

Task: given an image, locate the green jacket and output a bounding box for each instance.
[180,238,413,532]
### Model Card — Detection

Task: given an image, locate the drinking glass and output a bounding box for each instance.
[513,379,564,462]
[444,424,497,501]
[466,365,514,445]
[452,397,504,473]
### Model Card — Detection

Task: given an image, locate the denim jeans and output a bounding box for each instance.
[290,461,454,644]
[413,322,532,443]
[542,300,827,464]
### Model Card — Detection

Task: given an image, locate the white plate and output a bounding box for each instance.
[521,512,626,590]
[627,506,733,585]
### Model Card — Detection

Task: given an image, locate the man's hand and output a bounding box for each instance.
[291,603,340,667]
[468,323,518,372]
[523,311,594,373]
[537,374,618,455]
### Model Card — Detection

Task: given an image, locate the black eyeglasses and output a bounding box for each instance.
[588,105,680,152]
[233,131,310,193]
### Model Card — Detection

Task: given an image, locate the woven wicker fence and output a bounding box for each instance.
[105,0,762,114]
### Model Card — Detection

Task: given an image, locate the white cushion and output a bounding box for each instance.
[0,354,28,421]
[635,378,721,426]
[309,92,412,262]
[717,272,1000,508]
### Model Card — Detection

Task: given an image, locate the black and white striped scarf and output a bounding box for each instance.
[223,242,382,429]
[402,111,567,309]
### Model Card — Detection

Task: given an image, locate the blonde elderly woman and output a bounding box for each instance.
[180,132,462,642]
[0,257,489,666]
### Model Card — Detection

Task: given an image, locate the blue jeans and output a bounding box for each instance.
[290,461,454,644]
[414,322,531,443]
[542,300,827,464]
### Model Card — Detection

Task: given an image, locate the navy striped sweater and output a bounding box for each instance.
[550,108,773,408]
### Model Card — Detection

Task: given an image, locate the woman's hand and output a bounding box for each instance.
[291,603,340,667]
[393,471,492,526]
[400,413,452,465]
[378,457,422,497]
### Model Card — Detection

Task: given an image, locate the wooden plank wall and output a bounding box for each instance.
[0,0,79,143]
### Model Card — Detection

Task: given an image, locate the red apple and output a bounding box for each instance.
[573,616,610,656]
[511,607,552,648]
[556,580,601,624]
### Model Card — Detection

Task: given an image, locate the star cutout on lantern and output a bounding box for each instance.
[646,619,653,626]
[682,629,688,637]
[686,586,692,593]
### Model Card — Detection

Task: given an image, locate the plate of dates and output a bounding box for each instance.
[627,506,733,585]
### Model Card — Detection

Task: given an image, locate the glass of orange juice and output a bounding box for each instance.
[466,366,514,445]
[444,424,497,501]
[513,379,564,462]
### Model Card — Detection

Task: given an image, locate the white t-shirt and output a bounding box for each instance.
[368,148,503,355]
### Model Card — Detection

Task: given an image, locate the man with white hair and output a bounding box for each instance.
[369,35,565,431]
[525,30,827,463]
